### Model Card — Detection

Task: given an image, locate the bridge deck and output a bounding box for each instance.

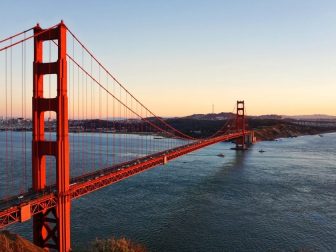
[0,131,250,229]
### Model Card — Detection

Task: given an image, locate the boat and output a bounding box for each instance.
[217,153,225,157]
[259,149,265,153]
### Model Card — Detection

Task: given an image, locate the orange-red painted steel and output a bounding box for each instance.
[32,21,70,252]
[0,131,252,228]
[235,101,246,150]
[0,21,254,252]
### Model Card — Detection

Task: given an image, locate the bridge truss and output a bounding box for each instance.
[0,21,254,251]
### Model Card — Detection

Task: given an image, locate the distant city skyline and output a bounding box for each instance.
[1,0,335,116]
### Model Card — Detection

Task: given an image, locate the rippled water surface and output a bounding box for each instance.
[8,133,336,251]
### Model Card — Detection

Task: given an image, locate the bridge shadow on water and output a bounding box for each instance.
[142,144,253,252]
[68,143,254,251]
[6,143,254,252]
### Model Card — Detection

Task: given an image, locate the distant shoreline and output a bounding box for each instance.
[254,123,336,141]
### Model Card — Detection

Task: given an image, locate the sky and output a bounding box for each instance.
[0,0,336,116]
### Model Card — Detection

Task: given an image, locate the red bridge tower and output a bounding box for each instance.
[235,100,247,150]
[32,21,70,251]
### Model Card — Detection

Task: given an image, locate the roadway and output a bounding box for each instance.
[0,131,251,228]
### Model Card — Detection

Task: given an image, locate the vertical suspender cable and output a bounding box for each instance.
[10,38,13,195]
[119,85,121,163]
[5,49,8,198]
[72,37,75,173]
[68,45,71,174]
[124,92,127,162]
[106,72,109,166]
[98,65,102,168]
[91,56,94,171]
[81,46,84,175]
[21,36,24,193]
[112,80,115,166]
[140,106,143,157]
[130,98,132,157]
[85,73,88,174]
[48,38,52,185]
[77,46,81,175]
[23,32,27,192]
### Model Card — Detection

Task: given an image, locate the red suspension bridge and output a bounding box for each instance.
[0,21,255,251]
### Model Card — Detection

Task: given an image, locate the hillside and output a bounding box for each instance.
[0,231,45,252]
[254,123,330,141]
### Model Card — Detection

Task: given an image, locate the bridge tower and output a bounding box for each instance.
[32,21,70,251]
[235,100,247,150]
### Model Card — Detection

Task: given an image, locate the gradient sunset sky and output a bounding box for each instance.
[1,0,336,116]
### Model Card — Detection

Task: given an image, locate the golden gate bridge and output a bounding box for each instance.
[0,21,254,251]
